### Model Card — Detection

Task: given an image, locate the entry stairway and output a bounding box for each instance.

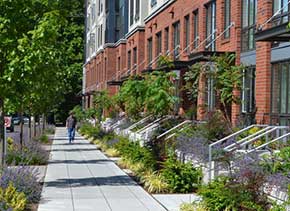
[208,124,290,204]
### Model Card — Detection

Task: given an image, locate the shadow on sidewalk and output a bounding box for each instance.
[50,148,98,152]
[45,175,137,188]
[49,159,113,165]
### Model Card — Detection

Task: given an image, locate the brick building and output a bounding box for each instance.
[84,0,290,126]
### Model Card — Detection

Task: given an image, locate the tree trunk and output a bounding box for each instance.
[20,110,24,149]
[34,115,37,137]
[0,98,5,166]
[42,113,46,132]
[29,115,32,141]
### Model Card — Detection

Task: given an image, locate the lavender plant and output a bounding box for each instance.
[0,166,42,203]
[6,140,49,165]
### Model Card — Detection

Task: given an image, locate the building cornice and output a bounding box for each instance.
[144,0,176,23]
[114,39,127,47]
[125,26,146,39]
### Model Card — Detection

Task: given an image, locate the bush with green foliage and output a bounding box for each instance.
[0,166,42,204]
[161,152,202,193]
[6,140,49,165]
[0,182,26,211]
[39,134,50,144]
[115,137,157,171]
[78,123,104,140]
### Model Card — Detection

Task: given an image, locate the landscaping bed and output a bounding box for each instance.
[0,127,54,211]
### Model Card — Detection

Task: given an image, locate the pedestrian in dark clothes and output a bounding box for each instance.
[66,111,77,143]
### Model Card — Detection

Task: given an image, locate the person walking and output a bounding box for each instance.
[66,111,77,143]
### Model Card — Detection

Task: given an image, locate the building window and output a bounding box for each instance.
[271,62,290,125]
[205,1,216,51]
[135,0,140,21]
[118,57,121,72]
[206,75,216,111]
[164,27,169,53]
[92,4,96,23]
[242,67,256,113]
[156,32,162,56]
[151,0,157,7]
[193,10,199,49]
[241,0,257,52]
[184,15,190,53]
[272,0,290,26]
[98,0,101,15]
[130,0,134,25]
[173,21,180,59]
[133,47,137,67]
[148,38,153,66]
[224,0,231,38]
[128,50,131,70]
[100,24,103,45]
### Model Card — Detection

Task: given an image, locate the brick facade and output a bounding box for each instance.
[84,0,290,125]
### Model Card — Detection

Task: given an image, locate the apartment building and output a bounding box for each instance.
[84,0,128,107]
[84,0,290,126]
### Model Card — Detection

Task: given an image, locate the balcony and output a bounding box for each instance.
[255,11,290,42]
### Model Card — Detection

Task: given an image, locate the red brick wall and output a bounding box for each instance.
[255,0,272,124]
[115,42,127,79]
[126,30,146,74]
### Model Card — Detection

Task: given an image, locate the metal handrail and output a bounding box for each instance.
[127,115,153,130]
[135,117,164,133]
[139,117,170,134]
[209,125,268,148]
[226,127,278,152]
[156,120,191,140]
[224,126,274,151]
[246,132,290,154]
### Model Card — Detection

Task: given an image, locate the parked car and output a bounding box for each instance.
[5,116,14,132]
[12,116,29,125]
[12,117,21,125]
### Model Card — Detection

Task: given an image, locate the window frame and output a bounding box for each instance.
[241,0,257,52]
[184,15,190,53]
[224,0,231,39]
[156,31,162,57]
[205,1,216,51]
[193,9,199,49]
[148,38,153,67]
[128,50,132,70]
[173,21,180,59]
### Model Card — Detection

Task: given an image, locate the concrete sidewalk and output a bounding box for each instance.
[38,127,166,211]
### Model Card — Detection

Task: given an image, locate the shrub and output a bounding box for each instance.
[105,148,120,157]
[0,166,42,203]
[0,182,26,211]
[6,141,49,165]
[79,123,104,139]
[115,137,157,171]
[161,152,202,193]
[180,202,208,211]
[39,134,49,144]
[141,171,169,193]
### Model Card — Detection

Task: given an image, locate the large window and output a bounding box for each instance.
[241,0,257,52]
[272,0,290,26]
[133,47,137,67]
[156,32,162,56]
[128,50,131,70]
[242,67,256,113]
[224,0,231,38]
[193,10,199,49]
[205,1,216,51]
[272,62,290,126]
[184,15,190,53]
[164,27,169,53]
[148,38,153,66]
[135,0,140,21]
[173,21,180,59]
[130,0,134,25]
